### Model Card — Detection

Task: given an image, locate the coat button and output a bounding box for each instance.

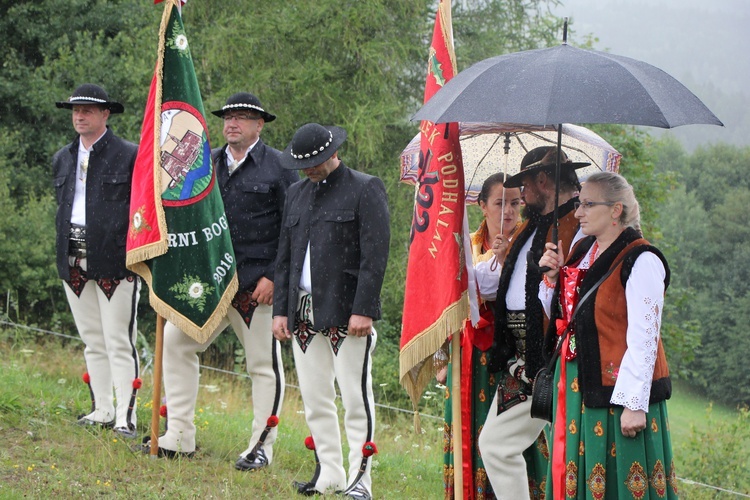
[337,216,342,220]
[253,186,258,191]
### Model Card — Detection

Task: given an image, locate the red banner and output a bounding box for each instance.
[399,0,468,406]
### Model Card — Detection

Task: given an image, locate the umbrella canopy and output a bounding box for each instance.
[412,43,723,129]
[400,122,621,203]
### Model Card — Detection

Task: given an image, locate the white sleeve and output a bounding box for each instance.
[475,256,501,301]
[610,252,666,412]
[539,280,554,318]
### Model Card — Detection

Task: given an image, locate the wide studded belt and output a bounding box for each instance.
[69,224,87,257]
[506,310,526,357]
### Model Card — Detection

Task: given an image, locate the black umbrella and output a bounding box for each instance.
[413,21,722,268]
[412,31,723,129]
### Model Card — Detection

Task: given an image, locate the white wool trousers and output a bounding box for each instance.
[63,257,141,429]
[292,292,376,496]
[160,304,285,457]
[478,395,548,500]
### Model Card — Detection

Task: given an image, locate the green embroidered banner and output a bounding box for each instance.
[127,0,237,342]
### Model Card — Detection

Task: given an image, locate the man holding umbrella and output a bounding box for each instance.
[478,146,587,498]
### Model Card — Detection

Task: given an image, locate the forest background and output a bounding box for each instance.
[1,0,749,437]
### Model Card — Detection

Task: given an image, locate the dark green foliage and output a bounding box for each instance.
[653,138,750,406]
[0,0,678,411]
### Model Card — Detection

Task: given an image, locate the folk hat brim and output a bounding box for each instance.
[503,146,590,188]
[55,83,124,114]
[211,92,276,122]
[280,124,347,170]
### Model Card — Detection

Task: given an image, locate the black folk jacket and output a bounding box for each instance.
[213,140,299,292]
[52,128,137,280]
[273,164,390,328]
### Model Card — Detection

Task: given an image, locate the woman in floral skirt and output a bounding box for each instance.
[538,172,678,499]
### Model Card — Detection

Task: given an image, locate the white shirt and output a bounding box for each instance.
[71,131,107,226]
[300,241,313,294]
[225,138,259,175]
[298,179,327,294]
[538,249,666,412]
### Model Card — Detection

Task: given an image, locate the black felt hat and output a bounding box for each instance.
[279,123,347,170]
[55,83,124,114]
[503,146,590,188]
[211,92,276,122]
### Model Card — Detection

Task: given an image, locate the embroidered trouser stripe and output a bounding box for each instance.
[161,304,284,458]
[292,291,376,495]
[63,258,141,429]
[124,279,141,427]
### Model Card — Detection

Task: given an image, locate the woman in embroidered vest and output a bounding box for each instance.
[440,173,523,499]
[538,172,677,499]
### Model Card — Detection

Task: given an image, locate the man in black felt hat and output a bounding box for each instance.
[156,92,298,467]
[52,83,141,438]
[272,123,390,499]
[477,146,588,498]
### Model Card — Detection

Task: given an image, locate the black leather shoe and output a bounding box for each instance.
[114,425,138,439]
[293,480,318,496]
[234,447,268,471]
[342,482,371,500]
[135,437,195,459]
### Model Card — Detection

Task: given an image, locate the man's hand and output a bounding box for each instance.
[347,314,373,337]
[251,277,274,305]
[273,316,291,341]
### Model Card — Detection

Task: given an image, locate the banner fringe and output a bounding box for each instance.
[399,292,468,417]
[131,264,238,343]
[126,240,168,267]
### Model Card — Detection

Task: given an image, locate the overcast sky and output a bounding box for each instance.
[551,0,749,147]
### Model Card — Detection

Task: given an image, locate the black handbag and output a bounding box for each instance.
[530,250,632,422]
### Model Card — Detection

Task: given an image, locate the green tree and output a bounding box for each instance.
[653,138,750,405]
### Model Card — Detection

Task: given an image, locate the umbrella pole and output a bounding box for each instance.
[551,125,563,245]
[500,133,511,236]
[531,125,563,274]
[149,314,165,458]
[451,331,464,498]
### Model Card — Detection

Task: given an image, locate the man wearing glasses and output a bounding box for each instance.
[157,93,298,468]
[53,83,141,438]
[478,146,588,498]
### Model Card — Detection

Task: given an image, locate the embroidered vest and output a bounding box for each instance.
[565,228,672,407]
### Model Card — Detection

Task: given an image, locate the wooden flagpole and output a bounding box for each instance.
[451,331,463,498]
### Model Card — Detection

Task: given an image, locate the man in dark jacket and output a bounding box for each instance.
[273,123,390,499]
[157,93,297,467]
[478,147,586,498]
[53,83,141,438]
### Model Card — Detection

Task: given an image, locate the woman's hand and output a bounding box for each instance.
[492,234,510,263]
[539,240,564,283]
[620,408,647,438]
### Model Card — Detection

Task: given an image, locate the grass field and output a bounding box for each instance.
[1,334,748,498]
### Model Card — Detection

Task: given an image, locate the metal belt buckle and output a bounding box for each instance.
[69,224,87,241]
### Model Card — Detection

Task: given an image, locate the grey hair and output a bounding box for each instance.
[585,171,641,235]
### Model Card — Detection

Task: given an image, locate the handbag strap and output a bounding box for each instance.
[543,248,633,371]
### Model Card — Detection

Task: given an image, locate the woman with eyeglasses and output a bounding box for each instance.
[538,171,677,499]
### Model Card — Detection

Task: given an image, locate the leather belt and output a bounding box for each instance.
[506,310,527,358]
[69,224,87,257]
